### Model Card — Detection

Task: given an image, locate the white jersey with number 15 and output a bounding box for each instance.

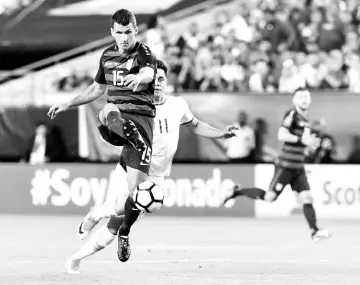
[149,95,193,177]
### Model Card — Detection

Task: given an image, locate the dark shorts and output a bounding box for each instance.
[269,165,310,193]
[97,112,154,175]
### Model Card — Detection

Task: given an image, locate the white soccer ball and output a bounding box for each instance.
[133,180,165,213]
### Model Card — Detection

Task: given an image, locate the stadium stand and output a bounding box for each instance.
[2,0,360,95]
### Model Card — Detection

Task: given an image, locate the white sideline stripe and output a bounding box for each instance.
[0,244,308,250]
[4,259,358,265]
[107,244,308,250]
[5,259,230,265]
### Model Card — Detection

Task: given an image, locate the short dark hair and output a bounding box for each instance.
[293,87,308,94]
[156,60,168,75]
[111,9,137,28]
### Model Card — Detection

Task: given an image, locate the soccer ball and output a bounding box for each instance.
[133,180,165,213]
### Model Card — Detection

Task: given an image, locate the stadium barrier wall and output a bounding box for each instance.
[81,92,360,162]
[0,163,254,217]
[1,92,359,162]
[254,164,360,220]
[0,107,78,160]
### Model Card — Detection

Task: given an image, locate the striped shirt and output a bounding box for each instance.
[95,42,156,117]
[277,108,310,169]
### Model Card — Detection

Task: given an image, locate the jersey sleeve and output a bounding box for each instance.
[178,97,194,125]
[137,43,156,72]
[94,56,106,84]
[281,109,296,129]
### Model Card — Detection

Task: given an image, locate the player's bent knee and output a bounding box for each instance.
[126,167,149,196]
[103,103,120,117]
[264,191,278,202]
[299,190,313,204]
[98,108,107,125]
[107,216,124,235]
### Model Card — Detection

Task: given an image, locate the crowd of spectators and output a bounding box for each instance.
[0,0,33,15]
[145,0,360,93]
[53,70,93,92]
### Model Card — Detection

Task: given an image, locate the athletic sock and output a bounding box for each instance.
[240,187,266,200]
[73,226,116,260]
[91,203,117,221]
[118,196,140,236]
[303,204,319,232]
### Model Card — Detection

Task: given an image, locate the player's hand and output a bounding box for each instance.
[301,133,320,148]
[222,130,237,139]
[124,74,142,92]
[228,125,240,131]
[47,103,69,119]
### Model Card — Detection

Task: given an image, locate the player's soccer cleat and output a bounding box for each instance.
[123,119,147,152]
[117,235,131,262]
[312,229,331,243]
[65,257,81,274]
[76,221,88,240]
[223,184,242,205]
[77,210,98,240]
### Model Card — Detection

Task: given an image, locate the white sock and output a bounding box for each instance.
[91,203,117,222]
[73,226,116,260]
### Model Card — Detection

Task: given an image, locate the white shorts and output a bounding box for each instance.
[148,175,165,189]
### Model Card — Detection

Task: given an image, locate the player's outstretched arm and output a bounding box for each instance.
[47,82,106,119]
[186,118,235,139]
[66,81,106,108]
[179,97,235,139]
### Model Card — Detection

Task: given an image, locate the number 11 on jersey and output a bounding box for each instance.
[159,119,168,133]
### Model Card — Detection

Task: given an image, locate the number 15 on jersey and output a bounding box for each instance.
[113,70,124,86]
[141,146,152,165]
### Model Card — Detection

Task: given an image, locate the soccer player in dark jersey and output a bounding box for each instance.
[48,9,157,262]
[223,88,331,243]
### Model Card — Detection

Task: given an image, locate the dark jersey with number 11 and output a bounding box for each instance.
[95,42,156,117]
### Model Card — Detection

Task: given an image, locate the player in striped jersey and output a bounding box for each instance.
[65,60,237,274]
[48,9,158,262]
[223,88,331,243]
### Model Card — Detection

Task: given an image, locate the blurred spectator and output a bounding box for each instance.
[317,9,346,52]
[144,14,167,60]
[182,22,203,51]
[55,69,93,92]
[248,59,273,92]
[260,8,296,53]
[319,50,349,89]
[224,111,255,163]
[278,58,306,93]
[22,122,68,164]
[345,53,360,92]
[251,117,277,162]
[297,53,323,89]
[45,0,360,95]
[220,52,246,92]
[220,3,254,43]
[347,135,360,163]
[0,0,33,15]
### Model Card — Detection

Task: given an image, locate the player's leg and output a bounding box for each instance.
[79,163,127,239]
[116,164,148,262]
[103,103,147,152]
[66,216,124,274]
[292,169,331,242]
[223,165,288,204]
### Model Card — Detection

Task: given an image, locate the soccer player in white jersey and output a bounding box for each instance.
[65,60,237,274]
